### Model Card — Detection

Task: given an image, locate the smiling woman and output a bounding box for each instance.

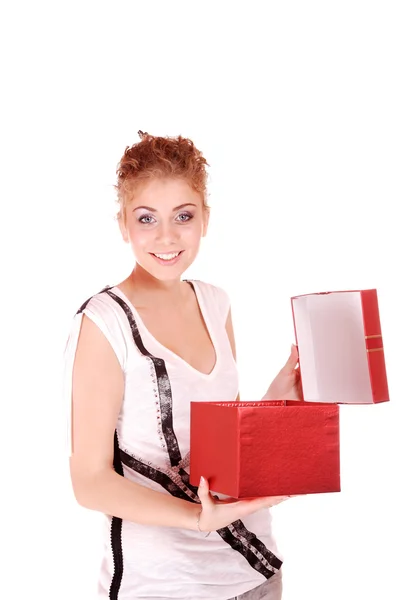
[64,131,300,600]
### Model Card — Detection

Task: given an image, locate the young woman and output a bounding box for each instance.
[64,131,301,600]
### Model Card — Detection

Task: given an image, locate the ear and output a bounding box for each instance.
[202,206,210,237]
[118,212,130,243]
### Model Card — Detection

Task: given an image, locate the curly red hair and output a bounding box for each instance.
[116,131,209,221]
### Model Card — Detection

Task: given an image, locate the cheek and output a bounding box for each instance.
[182,221,203,240]
[127,224,152,248]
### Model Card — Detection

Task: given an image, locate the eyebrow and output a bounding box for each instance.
[133,203,198,212]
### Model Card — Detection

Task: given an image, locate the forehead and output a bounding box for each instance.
[130,177,202,207]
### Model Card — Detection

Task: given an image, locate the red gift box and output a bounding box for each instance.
[190,400,340,498]
[291,289,390,404]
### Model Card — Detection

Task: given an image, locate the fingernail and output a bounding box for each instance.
[200,476,206,486]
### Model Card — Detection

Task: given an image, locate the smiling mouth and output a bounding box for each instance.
[150,251,183,263]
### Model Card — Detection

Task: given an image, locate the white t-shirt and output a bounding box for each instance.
[63,280,283,600]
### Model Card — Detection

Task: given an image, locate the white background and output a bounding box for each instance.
[1,1,399,599]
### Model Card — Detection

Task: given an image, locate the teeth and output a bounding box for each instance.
[154,252,180,260]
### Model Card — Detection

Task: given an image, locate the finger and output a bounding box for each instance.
[225,494,289,504]
[197,476,215,508]
[281,344,299,373]
[269,495,290,504]
[214,497,239,504]
[257,495,289,504]
[236,495,290,514]
[292,365,304,398]
[296,378,304,400]
[258,495,290,508]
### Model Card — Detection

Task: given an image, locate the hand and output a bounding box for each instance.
[263,344,303,401]
[196,476,290,532]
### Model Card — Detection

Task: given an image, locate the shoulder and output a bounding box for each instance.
[65,285,128,369]
[74,285,135,328]
[75,285,116,316]
[189,279,231,322]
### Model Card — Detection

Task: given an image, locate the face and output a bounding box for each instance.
[119,177,209,281]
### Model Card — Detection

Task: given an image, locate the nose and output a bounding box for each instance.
[155,221,180,246]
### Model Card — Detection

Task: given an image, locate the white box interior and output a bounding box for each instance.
[292,291,373,404]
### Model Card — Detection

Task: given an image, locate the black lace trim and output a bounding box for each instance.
[106,289,182,468]
[109,431,124,599]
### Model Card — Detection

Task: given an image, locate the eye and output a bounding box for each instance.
[176,212,193,222]
[138,214,156,224]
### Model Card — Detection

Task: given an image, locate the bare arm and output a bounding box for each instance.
[70,314,199,529]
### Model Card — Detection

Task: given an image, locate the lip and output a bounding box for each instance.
[150,250,184,266]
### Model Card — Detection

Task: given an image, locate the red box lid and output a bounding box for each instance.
[291,289,389,404]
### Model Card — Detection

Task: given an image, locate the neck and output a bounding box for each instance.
[125,264,189,304]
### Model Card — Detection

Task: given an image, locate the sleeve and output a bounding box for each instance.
[62,294,128,457]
